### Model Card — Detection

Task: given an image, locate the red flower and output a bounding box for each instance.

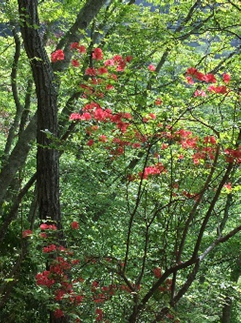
[203,136,216,145]
[36,270,55,287]
[224,182,232,192]
[96,308,103,321]
[194,89,206,97]
[186,67,205,81]
[116,59,126,72]
[104,59,115,66]
[155,98,162,105]
[186,67,198,75]
[54,309,64,318]
[51,49,64,63]
[185,76,194,84]
[22,230,33,238]
[97,67,108,75]
[70,42,80,50]
[39,232,47,239]
[148,64,155,72]
[55,289,65,301]
[71,59,80,67]
[223,73,231,84]
[70,43,86,53]
[208,85,227,94]
[203,73,216,83]
[80,112,92,121]
[92,48,103,60]
[132,143,141,149]
[106,84,114,90]
[40,223,57,230]
[69,113,82,120]
[153,267,162,278]
[125,55,133,62]
[71,221,79,229]
[87,139,94,146]
[43,244,57,253]
[85,67,97,76]
[113,55,122,62]
[79,45,86,53]
[99,135,107,142]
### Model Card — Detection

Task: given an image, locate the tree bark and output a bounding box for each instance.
[18,0,61,226]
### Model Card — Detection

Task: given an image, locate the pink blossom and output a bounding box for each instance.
[148,64,156,72]
[223,73,231,84]
[185,76,194,84]
[69,113,82,120]
[194,89,206,97]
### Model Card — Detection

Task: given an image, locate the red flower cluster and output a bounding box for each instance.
[51,49,65,63]
[70,42,86,53]
[207,85,228,94]
[70,103,132,136]
[43,244,57,253]
[158,278,173,292]
[22,229,33,238]
[96,308,103,321]
[36,270,55,287]
[54,309,64,318]
[186,67,216,83]
[153,267,162,278]
[225,147,241,163]
[71,221,79,229]
[92,48,103,60]
[140,163,166,179]
[186,68,230,96]
[40,223,57,230]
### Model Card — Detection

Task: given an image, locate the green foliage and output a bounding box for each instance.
[0,0,240,322]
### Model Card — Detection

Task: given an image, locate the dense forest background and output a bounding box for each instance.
[0,0,240,322]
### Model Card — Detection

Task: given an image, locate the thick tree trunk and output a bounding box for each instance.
[18,0,61,226]
[18,1,64,322]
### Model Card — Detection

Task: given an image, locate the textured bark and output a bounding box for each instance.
[18,0,61,226]
[221,298,232,323]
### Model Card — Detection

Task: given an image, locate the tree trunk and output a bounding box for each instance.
[221,297,232,323]
[18,1,64,321]
[18,0,61,226]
